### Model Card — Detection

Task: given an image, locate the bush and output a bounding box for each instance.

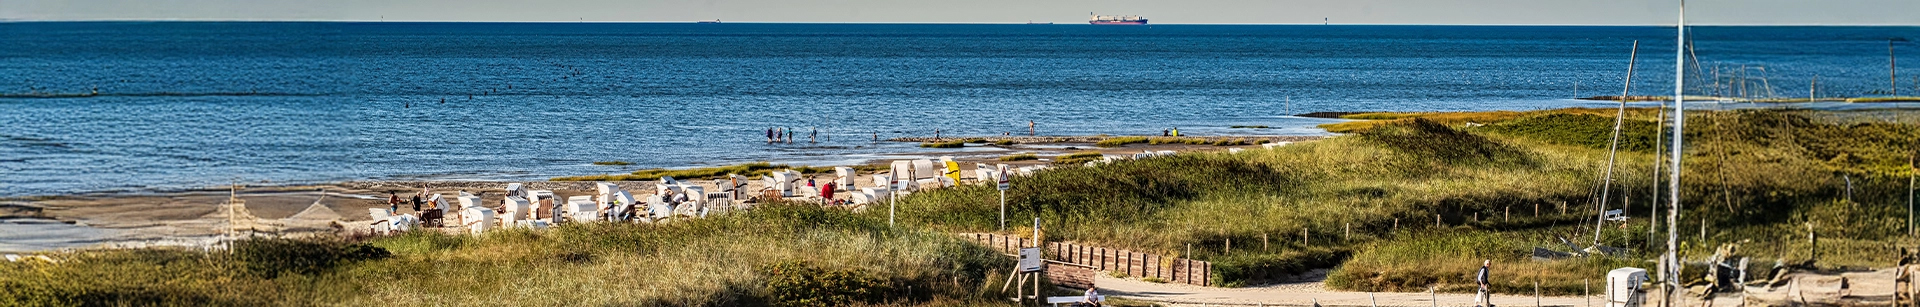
[1095,137,1148,148]
[999,154,1038,161]
[1210,248,1351,287]
[1050,151,1105,166]
[992,140,1016,146]
[920,140,967,148]
[233,237,390,278]
[759,260,893,307]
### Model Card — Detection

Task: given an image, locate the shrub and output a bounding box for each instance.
[992,140,1016,146]
[233,237,390,278]
[1096,137,1148,148]
[1051,151,1105,165]
[920,140,967,148]
[1209,247,1351,287]
[759,260,893,307]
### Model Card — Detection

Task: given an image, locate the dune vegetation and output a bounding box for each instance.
[0,204,1013,306]
[883,107,1918,291]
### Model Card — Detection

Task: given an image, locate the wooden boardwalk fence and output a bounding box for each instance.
[959,233,1211,287]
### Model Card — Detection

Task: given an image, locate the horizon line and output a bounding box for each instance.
[4,19,1919,27]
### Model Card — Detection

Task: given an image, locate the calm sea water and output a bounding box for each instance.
[2,22,1916,196]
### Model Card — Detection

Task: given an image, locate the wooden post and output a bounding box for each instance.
[1437,214,1443,228]
[1345,223,1352,241]
[1506,206,1511,221]
[1586,279,1592,307]
[1432,286,1439,307]
[1226,237,1232,254]
[1536,281,1542,307]
[1263,233,1270,252]
[1536,203,1541,217]
[1394,218,1400,230]
[1302,228,1309,246]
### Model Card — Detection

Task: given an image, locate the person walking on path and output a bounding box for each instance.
[1475,259,1493,307]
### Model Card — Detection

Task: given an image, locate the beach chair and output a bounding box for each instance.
[505,183,525,199]
[367,208,393,235]
[607,191,640,222]
[1156,150,1176,157]
[646,194,672,221]
[769,171,801,197]
[1262,142,1291,149]
[457,195,482,209]
[566,196,600,222]
[911,159,938,184]
[501,196,530,226]
[1228,148,1245,154]
[390,214,416,232]
[596,182,620,200]
[428,194,449,211]
[1133,152,1152,159]
[834,167,856,189]
[461,207,495,235]
[939,156,963,184]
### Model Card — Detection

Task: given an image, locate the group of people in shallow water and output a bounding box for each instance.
[765,127,819,144]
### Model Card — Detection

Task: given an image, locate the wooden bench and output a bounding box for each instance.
[1045,295,1104,306]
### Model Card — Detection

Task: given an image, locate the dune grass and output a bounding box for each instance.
[0,204,1013,306]
[1095,137,1149,148]
[883,108,1919,289]
[998,153,1038,162]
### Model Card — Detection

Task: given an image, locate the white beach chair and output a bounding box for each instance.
[428,194,449,211]
[1262,142,1291,149]
[501,196,530,226]
[566,196,600,222]
[1155,150,1176,157]
[596,182,621,201]
[504,183,525,199]
[769,171,801,197]
[367,208,393,235]
[1228,148,1245,154]
[457,195,482,209]
[390,214,416,232]
[647,194,672,221]
[461,207,495,234]
[834,166,856,189]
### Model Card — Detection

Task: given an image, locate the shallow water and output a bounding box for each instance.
[2,23,1916,196]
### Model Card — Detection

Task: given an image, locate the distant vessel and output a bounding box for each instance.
[1026,20,1053,25]
[1088,13,1146,25]
[696,19,721,24]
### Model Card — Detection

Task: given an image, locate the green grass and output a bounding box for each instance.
[1095,136,1148,148]
[882,108,1920,289]
[552,162,879,181]
[1050,152,1106,166]
[920,140,968,148]
[0,204,1013,306]
[998,153,1038,161]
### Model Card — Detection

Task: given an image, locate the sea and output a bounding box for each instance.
[3,22,1917,196]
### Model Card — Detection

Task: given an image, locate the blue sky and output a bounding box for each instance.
[4,0,1917,25]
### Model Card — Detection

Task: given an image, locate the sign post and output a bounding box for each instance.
[998,164,1010,231]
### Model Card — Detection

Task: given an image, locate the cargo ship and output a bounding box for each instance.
[1088,13,1146,25]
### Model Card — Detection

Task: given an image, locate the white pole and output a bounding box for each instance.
[1595,41,1640,247]
[1000,189,1007,231]
[1032,218,1041,248]
[1665,1,1687,305]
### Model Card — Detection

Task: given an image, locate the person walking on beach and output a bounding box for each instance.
[1029,120,1035,136]
[1475,259,1493,307]
[387,192,400,214]
[410,191,423,212]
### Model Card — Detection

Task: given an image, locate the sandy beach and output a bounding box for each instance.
[1,136,1320,253]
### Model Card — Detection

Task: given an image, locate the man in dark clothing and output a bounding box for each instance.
[411,193,423,212]
[1475,259,1492,307]
[766,128,774,143]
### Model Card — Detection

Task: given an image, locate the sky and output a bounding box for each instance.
[3,0,1918,25]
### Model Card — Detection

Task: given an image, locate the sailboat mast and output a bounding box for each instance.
[1665,0,1687,301]
[1595,41,1639,247]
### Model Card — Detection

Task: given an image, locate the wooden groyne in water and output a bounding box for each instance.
[886,135,1325,143]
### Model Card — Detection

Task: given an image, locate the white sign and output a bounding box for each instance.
[1018,247,1044,272]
